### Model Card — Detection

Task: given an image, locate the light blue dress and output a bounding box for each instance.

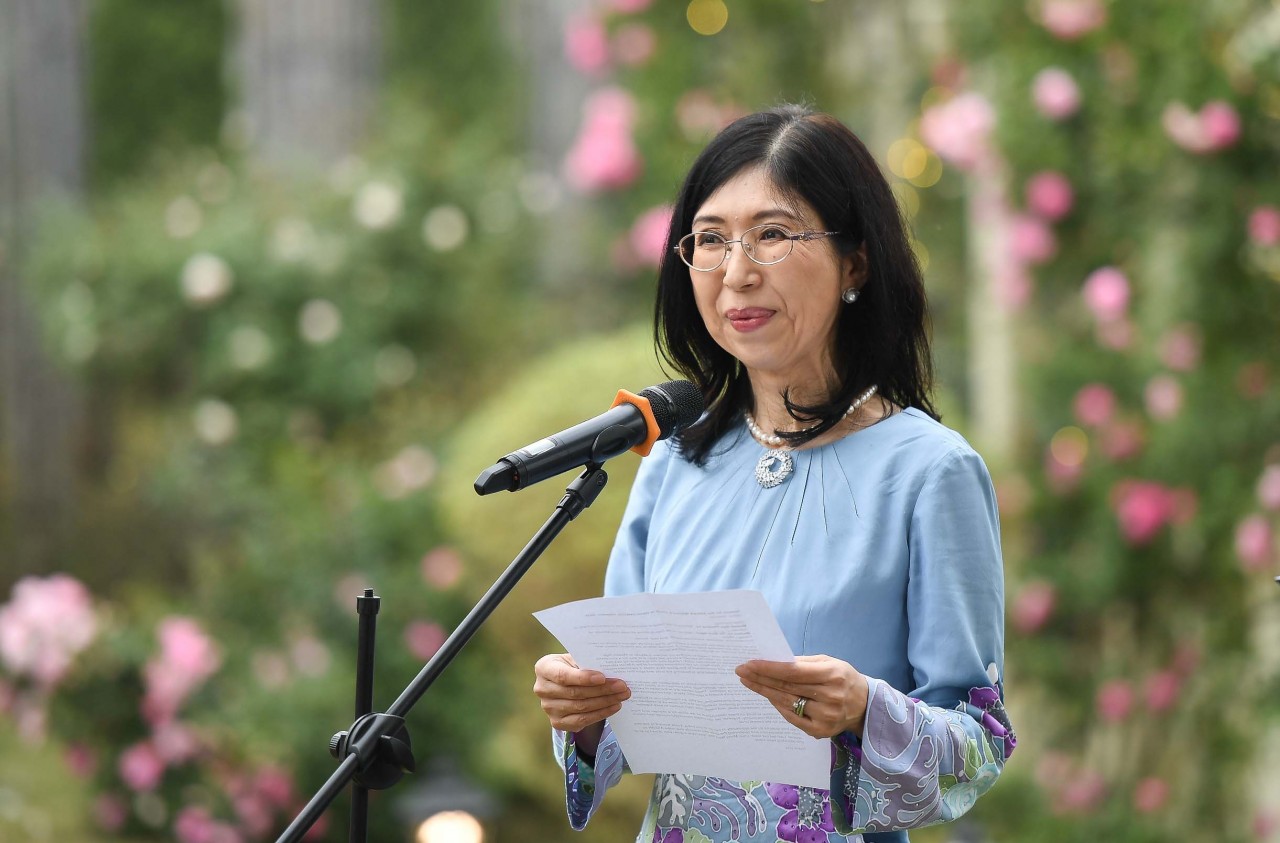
[555,408,1016,843]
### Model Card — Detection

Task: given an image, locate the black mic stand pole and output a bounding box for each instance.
[275,465,611,843]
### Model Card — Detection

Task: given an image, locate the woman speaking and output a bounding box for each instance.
[533,105,1015,843]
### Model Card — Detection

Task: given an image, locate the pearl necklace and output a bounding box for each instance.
[743,385,879,488]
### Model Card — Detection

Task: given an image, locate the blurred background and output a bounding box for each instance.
[1,0,1278,840]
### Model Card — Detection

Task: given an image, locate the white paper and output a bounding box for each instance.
[534,589,829,788]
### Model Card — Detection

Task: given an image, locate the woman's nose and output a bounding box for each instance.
[721,245,760,289]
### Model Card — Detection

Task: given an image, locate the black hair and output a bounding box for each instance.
[655,104,940,465]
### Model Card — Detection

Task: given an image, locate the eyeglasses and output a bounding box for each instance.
[674,223,840,272]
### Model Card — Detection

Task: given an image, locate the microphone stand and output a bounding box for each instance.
[275,464,611,843]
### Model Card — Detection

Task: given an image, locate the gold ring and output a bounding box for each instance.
[792,696,808,717]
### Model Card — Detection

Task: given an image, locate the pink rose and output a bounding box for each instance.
[1235,514,1274,572]
[1011,581,1056,633]
[95,794,129,832]
[119,741,166,792]
[175,806,217,843]
[1095,679,1134,723]
[563,15,609,75]
[255,765,296,809]
[142,617,222,726]
[1163,101,1241,153]
[404,620,447,661]
[1081,266,1129,322]
[1257,465,1280,511]
[1112,480,1174,545]
[1010,214,1057,265]
[1249,205,1280,247]
[1158,324,1201,372]
[421,546,463,589]
[1032,68,1081,120]
[1025,171,1074,220]
[1133,777,1169,813]
[564,88,642,193]
[1054,770,1106,814]
[1037,0,1106,40]
[1143,670,1180,713]
[919,92,996,171]
[1143,374,1183,421]
[613,23,656,67]
[1073,383,1117,428]
[0,574,98,687]
[1100,419,1144,461]
[630,204,674,267]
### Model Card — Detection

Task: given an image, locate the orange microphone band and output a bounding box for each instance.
[610,389,660,456]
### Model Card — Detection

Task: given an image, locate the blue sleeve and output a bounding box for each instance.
[832,447,1015,834]
[553,440,674,828]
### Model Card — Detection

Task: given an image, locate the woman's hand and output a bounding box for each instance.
[533,653,631,739]
[735,655,869,739]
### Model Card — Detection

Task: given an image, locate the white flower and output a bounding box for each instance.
[181,253,234,306]
[421,205,470,252]
[298,299,343,345]
[353,180,404,230]
[193,399,238,445]
[228,326,273,370]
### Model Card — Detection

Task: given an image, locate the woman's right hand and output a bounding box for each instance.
[533,653,631,736]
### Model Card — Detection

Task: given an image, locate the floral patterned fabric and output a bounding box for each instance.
[551,409,1014,842]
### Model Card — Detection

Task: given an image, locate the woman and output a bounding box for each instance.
[533,105,1015,843]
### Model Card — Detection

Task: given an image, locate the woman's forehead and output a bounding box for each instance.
[693,167,815,226]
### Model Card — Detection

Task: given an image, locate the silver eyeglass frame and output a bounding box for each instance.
[673,223,841,272]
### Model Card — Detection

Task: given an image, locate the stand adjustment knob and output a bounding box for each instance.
[329,731,348,759]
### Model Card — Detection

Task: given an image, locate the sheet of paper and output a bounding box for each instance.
[534,589,829,788]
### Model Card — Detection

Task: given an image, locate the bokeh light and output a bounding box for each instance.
[687,0,728,36]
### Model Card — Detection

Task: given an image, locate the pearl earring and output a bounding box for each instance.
[841,288,860,304]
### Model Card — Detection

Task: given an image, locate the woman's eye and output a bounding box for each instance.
[757,226,790,241]
[695,232,726,247]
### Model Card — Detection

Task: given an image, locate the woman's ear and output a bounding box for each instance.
[840,243,869,295]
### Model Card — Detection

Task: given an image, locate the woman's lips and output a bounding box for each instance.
[725,307,775,332]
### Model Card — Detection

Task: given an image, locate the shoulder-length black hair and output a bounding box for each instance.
[655,104,940,465]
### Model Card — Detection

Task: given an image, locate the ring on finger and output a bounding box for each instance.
[792,696,808,718]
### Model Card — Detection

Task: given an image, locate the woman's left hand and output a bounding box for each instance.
[735,655,869,739]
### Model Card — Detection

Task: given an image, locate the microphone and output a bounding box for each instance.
[473,380,704,495]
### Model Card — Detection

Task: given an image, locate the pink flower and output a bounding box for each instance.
[1249,205,1280,247]
[630,204,674,267]
[94,794,129,832]
[1095,679,1134,723]
[1235,514,1274,572]
[421,546,463,589]
[404,620,447,661]
[1133,777,1169,813]
[613,23,656,67]
[175,806,217,843]
[142,617,222,726]
[1081,266,1129,322]
[1257,465,1280,511]
[153,721,201,763]
[1010,214,1057,265]
[1011,581,1056,633]
[64,742,98,778]
[564,88,642,193]
[1158,324,1202,372]
[1094,317,1135,351]
[1073,383,1117,428]
[1100,419,1144,461]
[255,765,296,809]
[1026,171,1074,220]
[1054,770,1106,814]
[1163,101,1241,154]
[233,790,274,837]
[119,741,166,791]
[0,574,97,687]
[1112,480,1175,545]
[1143,670,1180,713]
[1036,0,1106,40]
[1032,68,1081,120]
[563,15,609,75]
[919,92,996,171]
[1143,375,1183,421]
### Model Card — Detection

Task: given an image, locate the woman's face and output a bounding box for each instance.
[688,166,861,393]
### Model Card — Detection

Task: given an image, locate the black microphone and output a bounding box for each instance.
[473,380,704,495]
